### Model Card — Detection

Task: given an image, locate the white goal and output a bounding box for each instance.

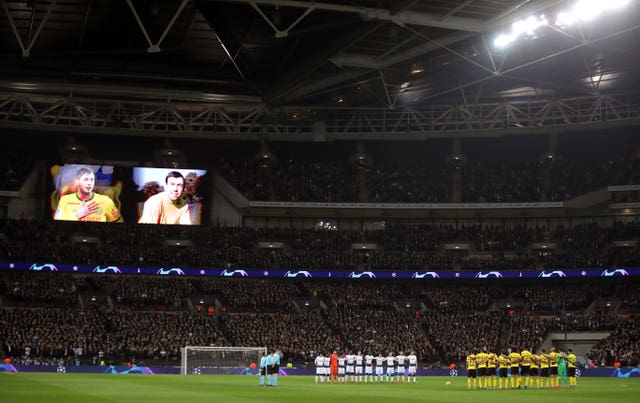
[180,346,267,375]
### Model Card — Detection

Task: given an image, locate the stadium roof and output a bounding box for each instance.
[1,0,639,138]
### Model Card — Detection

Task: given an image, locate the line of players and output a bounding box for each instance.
[466,347,578,390]
[314,351,418,384]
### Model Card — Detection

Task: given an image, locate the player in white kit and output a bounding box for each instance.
[355,351,364,382]
[385,352,396,382]
[396,351,407,383]
[375,354,385,382]
[314,353,324,383]
[338,355,346,382]
[323,355,331,382]
[407,351,418,383]
[346,353,355,383]
[364,353,374,383]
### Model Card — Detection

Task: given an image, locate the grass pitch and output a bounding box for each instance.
[1,374,638,403]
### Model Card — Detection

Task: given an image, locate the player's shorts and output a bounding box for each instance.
[468,369,477,379]
[541,368,549,377]
[386,367,395,375]
[568,367,576,377]
[520,366,530,376]
[346,365,354,375]
[478,367,487,377]
[376,367,384,376]
[510,366,519,376]
[330,365,338,374]
[488,367,497,376]
[267,366,274,375]
[338,367,345,375]
[408,366,416,375]
[315,368,323,375]
[396,366,405,375]
[530,367,539,376]
[365,366,373,375]
[550,367,558,376]
[274,364,280,373]
[355,366,363,374]
[499,368,508,378]
[260,367,266,376]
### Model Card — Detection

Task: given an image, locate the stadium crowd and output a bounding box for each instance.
[217,151,634,203]
[1,269,639,368]
[1,220,639,271]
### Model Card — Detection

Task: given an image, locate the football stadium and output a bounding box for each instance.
[1,0,640,402]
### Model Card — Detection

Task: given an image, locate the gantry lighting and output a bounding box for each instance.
[493,0,631,48]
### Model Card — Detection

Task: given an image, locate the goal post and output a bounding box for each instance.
[180,346,267,375]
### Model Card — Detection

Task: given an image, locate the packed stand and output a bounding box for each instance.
[2,219,640,271]
[587,315,640,367]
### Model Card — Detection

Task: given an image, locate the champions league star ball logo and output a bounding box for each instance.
[156,268,185,275]
[474,271,503,279]
[348,271,377,279]
[220,269,248,277]
[29,263,58,271]
[93,266,122,274]
[538,270,567,278]
[449,369,458,377]
[57,366,66,373]
[412,272,440,279]
[284,271,312,278]
[192,367,201,375]
[601,268,629,277]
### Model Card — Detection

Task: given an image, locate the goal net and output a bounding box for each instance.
[180,346,267,375]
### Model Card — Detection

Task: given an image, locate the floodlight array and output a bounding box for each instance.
[493,0,631,48]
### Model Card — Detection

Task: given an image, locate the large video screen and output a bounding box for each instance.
[132,167,208,225]
[50,164,123,222]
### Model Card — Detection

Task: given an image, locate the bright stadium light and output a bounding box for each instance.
[494,34,516,48]
[499,0,631,46]
[556,0,631,26]
[493,14,547,48]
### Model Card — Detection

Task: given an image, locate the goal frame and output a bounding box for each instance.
[180,346,267,375]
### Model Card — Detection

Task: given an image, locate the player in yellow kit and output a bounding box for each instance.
[567,348,577,388]
[498,351,510,389]
[508,348,521,389]
[539,348,550,388]
[476,349,489,389]
[549,347,560,387]
[467,353,477,390]
[520,348,532,389]
[487,351,498,389]
[530,351,540,389]
[54,167,122,222]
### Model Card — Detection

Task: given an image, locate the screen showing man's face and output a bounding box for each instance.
[166,177,184,201]
[75,172,95,196]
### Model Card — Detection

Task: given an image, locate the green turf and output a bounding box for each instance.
[1,374,638,403]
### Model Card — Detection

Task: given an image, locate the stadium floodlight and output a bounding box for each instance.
[556,0,631,26]
[512,15,547,36]
[493,14,547,48]
[499,0,631,45]
[494,34,515,48]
